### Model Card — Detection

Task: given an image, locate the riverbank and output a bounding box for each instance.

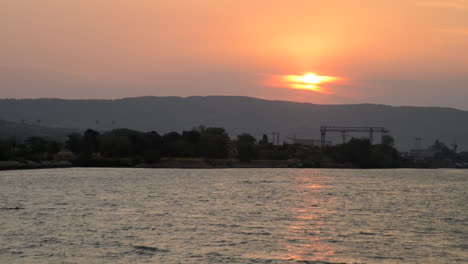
[2,157,467,171]
[0,158,291,171]
[0,160,73,171]
[137,158,301,169]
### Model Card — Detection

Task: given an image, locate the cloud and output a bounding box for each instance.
[418,0,468,9]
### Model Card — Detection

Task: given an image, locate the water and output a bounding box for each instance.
[0,168,467,264]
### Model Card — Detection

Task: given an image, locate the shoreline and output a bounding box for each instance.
[0,160,73,171]
[1,158,467,171]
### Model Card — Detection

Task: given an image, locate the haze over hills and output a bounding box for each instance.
[0,96,467,151]
[0,119,75,141]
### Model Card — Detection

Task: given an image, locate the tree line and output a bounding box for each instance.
[1,126,467,168]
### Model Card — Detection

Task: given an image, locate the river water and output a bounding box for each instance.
[0,168,467,264]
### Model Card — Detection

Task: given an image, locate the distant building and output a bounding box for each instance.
[409,148,437,163]
[290,138,331,147]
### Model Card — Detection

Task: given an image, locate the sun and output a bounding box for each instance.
[303,73,321,84]
[262,72,341,94]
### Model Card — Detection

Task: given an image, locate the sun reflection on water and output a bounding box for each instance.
[279,170,340,262]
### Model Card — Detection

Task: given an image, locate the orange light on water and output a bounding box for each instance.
[305,184,328,189]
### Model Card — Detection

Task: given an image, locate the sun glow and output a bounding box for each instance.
[285,73,338,86]
[264,72,340,94]
[303,73,321,84]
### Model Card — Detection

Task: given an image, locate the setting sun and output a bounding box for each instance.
[263,72,341,94]
[285,73,338,86]
[303,73,321,84]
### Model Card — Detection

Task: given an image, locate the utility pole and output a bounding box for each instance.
[271,132,280,145]
[321,127,327,147]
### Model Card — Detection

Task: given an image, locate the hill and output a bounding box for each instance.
[0,119,75,141]
[0,96,467,150]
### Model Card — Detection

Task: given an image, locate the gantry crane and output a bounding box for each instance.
[320,126,389,146]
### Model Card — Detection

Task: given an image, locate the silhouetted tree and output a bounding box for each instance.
[82,129,100,155]
[180,130,201,156]
[146,131,162,148]
[199,127,230,158]
[0,140,12,160]
[259,134,269,145]
[66,132,83,154]
[162,132,183,157]
[142,131,162,162]
[338,138,372,168]
[25,137,47,154]
[370,144,401,168]
[99,129,139,157]
[430,140,457,165]
[237,133,257,162]
[381,135,395,147]
[459,152,468,163]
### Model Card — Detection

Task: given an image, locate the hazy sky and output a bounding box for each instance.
[2,0,468,109]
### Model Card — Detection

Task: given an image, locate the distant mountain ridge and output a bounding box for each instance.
[0,119,75,141]
[0,96,467,151]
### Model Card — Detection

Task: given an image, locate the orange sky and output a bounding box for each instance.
[1,0,468,109]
